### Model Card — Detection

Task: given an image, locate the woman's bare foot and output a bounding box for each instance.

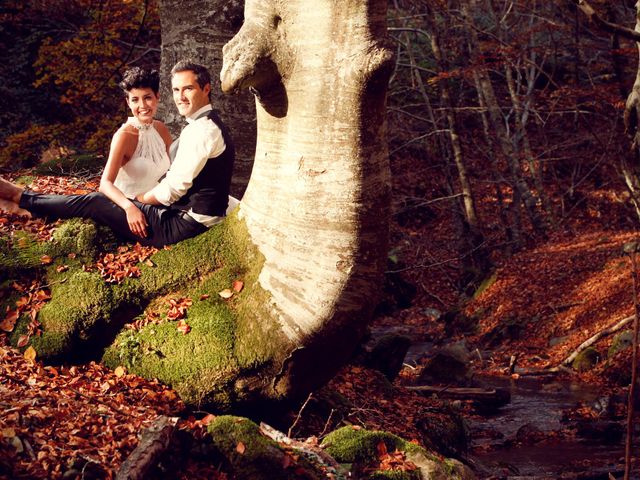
[0,177,24,203]
[0,198,31,218]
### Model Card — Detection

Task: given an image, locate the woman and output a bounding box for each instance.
[0,67,172,240]
[100,67,172,238]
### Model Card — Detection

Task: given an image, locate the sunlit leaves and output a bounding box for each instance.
[0,343,185,478]
[93,243,158,284]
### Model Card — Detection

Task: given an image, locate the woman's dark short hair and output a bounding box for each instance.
[118,67,160,96]
[171,60,212,91]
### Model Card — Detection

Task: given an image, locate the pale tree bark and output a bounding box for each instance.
[220,0,394,397]
[158,0,255,195]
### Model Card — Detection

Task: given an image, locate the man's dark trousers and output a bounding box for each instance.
[19,191,207,248]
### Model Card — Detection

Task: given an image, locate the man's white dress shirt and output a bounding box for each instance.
[148,104,226,227]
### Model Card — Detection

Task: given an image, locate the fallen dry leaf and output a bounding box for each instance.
[114,366,127,377]
[23,346,37,362]
[232,280,244,292]
[0,309,18,332]
[40,255,52,265]
[176,320,191,335]
[218,289,233,299]
[236,441,246,454]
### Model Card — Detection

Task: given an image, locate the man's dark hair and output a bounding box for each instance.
[171,60,212,98]
[118,67,160,96]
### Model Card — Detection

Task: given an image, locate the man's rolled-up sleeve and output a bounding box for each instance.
[149,119,226,205]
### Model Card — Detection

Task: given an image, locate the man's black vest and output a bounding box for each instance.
[172,109,235,217]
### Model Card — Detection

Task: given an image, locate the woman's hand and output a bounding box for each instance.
[124,204,148,238]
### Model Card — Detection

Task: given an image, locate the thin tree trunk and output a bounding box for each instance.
[473,71,519,253]
[427,18,479,232]
[622,1,640,221]
[463,0,547,238]
[504,61,555,226]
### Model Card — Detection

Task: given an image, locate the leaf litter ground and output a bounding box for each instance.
[1,166,639,478]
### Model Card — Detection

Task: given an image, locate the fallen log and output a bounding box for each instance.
[406,385,511,409]
[116,416,181,480]
[561,315,634,366]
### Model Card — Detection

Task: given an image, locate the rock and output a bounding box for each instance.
[548,335,568,347]
[480,316,533,347]
[572,347,600,372]
[418,341,472,385]
[443,310,479,336]
[514,423,545,444]
[608,330,634,358]
[416,408,469,458]
[575,420,623,443]
[321,426,476,480]
[422,308,442,320]
[207,416,328,480]
[363,334,412,381]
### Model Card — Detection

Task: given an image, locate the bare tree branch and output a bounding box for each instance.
[570,0,640,41]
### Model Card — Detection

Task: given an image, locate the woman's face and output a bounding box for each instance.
[126,87,159,124]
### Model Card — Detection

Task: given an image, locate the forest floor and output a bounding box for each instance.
[0,165,638,479]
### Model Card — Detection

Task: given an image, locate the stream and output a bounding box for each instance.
[467,376,631,479]
[394,336,636,479]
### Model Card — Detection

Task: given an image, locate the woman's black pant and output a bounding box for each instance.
[19,191,207,248]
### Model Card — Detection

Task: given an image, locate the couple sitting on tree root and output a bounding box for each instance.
[0,60,236,248]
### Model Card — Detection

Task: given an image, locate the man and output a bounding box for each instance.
[0,61,235,248]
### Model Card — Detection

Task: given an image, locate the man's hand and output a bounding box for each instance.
[124,204,148,238]
[135,192,162,205]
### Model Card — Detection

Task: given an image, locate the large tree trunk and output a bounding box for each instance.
[220,0,394,397]
[158,0,255,196]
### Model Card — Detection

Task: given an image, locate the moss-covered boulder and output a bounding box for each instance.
[2,211,293,408]
[206,416,330,479]
[608,330,634,358]
[321,426,475,480]
[572,347,600,372]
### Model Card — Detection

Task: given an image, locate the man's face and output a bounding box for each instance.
[171,70,211,117]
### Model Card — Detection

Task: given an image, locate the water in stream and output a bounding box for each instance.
[467,376,633,479]
[373,327,635,478]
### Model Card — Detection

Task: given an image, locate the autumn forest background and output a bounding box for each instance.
[3,0,640,478]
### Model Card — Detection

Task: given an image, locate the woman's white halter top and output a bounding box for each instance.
[113,117,171,198]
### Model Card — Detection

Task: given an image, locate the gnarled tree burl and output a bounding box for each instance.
[8,0,394,409]
[219,0,394,400]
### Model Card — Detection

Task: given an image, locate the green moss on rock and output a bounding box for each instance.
[0,231,48,272]
[608,330,634,358]
[322,426,474,480]
[4,210,291,409]
[101,213,291,408]
[322,426,424,464]
[206,416,326,480]
[572,347,600,372]
[49,218,99,259]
